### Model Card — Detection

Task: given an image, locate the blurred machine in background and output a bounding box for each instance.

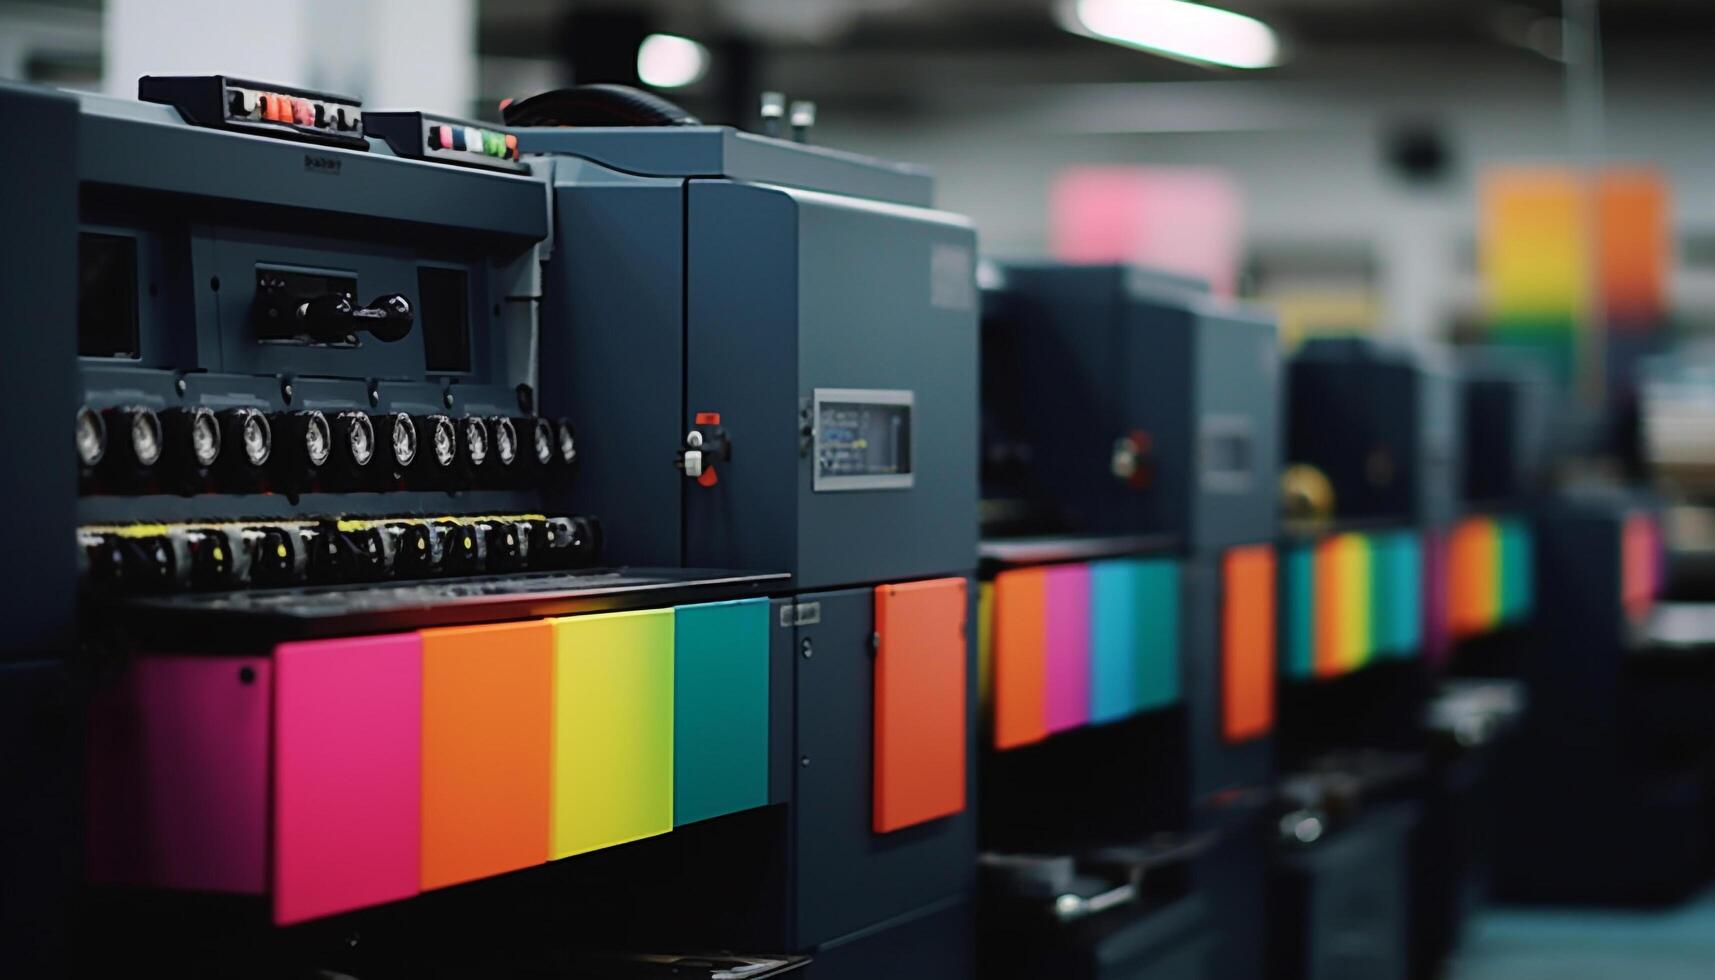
[976,261,1280,980]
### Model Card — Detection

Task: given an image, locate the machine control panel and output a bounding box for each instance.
[363,111,527,173]
[139,75,366,148]
[813,388,914,491]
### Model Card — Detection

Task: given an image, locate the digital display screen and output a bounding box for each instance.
[814,390,914,491]
[78,233,139,358]
[1200,415,1256,493]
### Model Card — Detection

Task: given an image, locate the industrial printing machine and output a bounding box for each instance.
[1,75,977,978]
[976,263,1281,980]
[0,70,1674,980]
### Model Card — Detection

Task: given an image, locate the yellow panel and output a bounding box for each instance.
[550,609,675,859]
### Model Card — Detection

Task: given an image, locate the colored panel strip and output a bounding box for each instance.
[1423,528,1450,664]
[1134,559,1181,713]
[977,581,995,718]
[993,567,1049,749]
[550,610,675,858]
[274,634,422,925]
[1340,534,1373,671]
[1449,518,1501,637]
[86,656,271,894]
[1043,564,1093,734]
[1313,536,1344,679]
[419,620,554,891]
[873,578,969,833]
[1222,544,1277,743]
[1385,531,1424,657]
[1090,561,1139,724]
[1280,545,1316,681]
[1622,513,1659,622]
[673,599,771,827]
[1498,519,1534,625]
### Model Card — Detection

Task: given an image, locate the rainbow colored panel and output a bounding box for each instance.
[91,599,789,924]
[1090,559,1180,722]
[1497,519,1535,626]
[549,610,676,859]
[1373,531,1423,659]
[987,558,1182,748]
[1280,545,1316,681]
[1481,168,1588,383]
[1043,565,1094,734]
[1313,534,1372,676]
[673,599,771,828]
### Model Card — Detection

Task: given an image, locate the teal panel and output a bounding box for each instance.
[1091,561,1140,724]
[1134,560,1181,712]
[1368,534,1395,661]
[1499,519,1535,624]
[1281,545,1316,681]
[1382,531,1423,658]
[673,598,770,827]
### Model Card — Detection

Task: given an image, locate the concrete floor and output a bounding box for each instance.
[1449,890,1715,980]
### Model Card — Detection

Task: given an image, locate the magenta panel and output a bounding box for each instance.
[1423,530,1451,666]
[1042,564,1093,734]
[273,633,422,925]
[87,656,271,894]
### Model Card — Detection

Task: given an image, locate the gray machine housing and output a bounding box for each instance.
[72,89,551,526]
[1459,354,1551,509]
[1287,337,1461,527]
[983,263,1280,551]
[524,127,979,591]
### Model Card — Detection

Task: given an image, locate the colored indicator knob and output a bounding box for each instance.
[185,529,234,590]
[76,406,106,469]
[436,521,483,575]
[387,523,437,579]
[243,526,301,587]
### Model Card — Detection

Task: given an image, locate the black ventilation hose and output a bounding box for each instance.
[502,84,701,128]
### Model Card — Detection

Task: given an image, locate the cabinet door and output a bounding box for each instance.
[992,567,1048,749]
[420,620,553,890]
[273,634,422,924]
[874,577,968,833]
[674,599,771,827]
[1221,545,1276,743]
[550,609,675,858]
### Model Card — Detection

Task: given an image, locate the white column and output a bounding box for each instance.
[105,0,475,116]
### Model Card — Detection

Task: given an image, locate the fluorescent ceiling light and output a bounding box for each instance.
[637,33,709,89]
[1059,0,1281,70]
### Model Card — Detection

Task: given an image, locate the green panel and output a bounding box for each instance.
[673,599,771,827]
[1488,319,1578,385]
[550,610,675,859]
[1499,519,1535,624]
[1281,545,1315,680]
[1134,560,1181,712]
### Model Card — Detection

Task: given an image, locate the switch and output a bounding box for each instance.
[243,526,303,587]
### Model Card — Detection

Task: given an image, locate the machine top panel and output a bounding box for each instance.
[513,126,935,207]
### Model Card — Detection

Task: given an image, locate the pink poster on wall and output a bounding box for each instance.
[1050,166,1244,298]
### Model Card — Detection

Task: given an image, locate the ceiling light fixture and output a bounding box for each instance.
[1058,0,1281,70]
[637,33,710,89]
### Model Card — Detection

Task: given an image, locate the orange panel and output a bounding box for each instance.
[1599,169,1669,326]
[1222,545,1277,744]
[874,578,969,833]
[1449,519,1499,638]
[992,568,1049,749]
[419,619,554,890]
[1312,536,1343,679]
